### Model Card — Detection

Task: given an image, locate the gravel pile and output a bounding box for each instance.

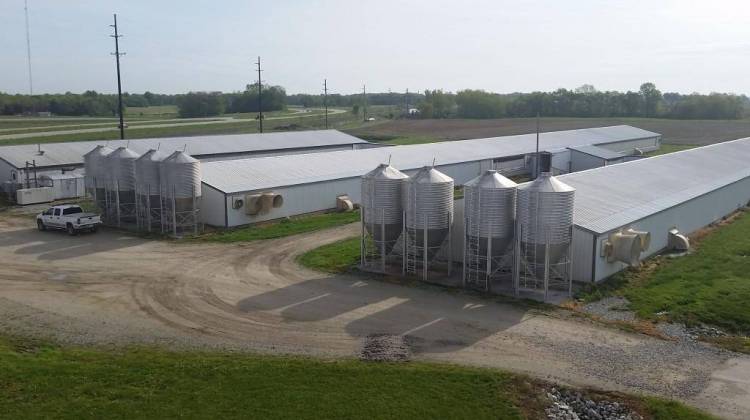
[360,334,411,362]
[545,388,643,420]
[580,297,635,322]
[658,323,733,342]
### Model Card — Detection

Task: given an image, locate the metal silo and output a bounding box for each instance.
[515,172,575,300]
[135,149,168,231]
[106,146,140,226]
[83,145,113,209]
[360,163,409,273]
[403,166,454,280]
[161,151,202,236]
[463,170,517,291]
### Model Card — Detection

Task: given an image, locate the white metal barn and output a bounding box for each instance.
[200,125,661,227]
[564,138,750,283]
[0,130,371,199]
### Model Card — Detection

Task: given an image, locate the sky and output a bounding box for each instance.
[2,0,750,96]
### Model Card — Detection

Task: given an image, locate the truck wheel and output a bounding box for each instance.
[37,220,46,231]
[66,224,77,236]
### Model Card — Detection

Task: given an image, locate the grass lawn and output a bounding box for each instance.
[583,210,750,336]
[196,211,360,243]
[0,335,715,420]
[298,236,361,273]
[1,110,371,146]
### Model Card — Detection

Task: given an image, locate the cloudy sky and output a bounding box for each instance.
[2,0,749,95]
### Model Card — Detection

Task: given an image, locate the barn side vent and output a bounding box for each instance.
[602,229,649,267]
[668,228,690,252]
[336,194,354,212]
[245,194,263,215]
[260,192,283,213]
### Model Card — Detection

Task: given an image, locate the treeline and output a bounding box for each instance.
[287,92,424,108]
[3,83,747,120]
[0,91,176,116]
[175,85,287,117]
[417,84,748,120]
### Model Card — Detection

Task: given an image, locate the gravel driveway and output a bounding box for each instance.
[0,215,747,419]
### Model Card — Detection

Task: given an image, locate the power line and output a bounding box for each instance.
[255,56,263,133]
[323,79,328,129]
[110,14,125,140]
[24,0,33,95]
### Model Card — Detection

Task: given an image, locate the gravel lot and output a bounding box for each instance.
[0,215,748,419]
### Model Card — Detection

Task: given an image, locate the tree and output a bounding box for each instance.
[639,82,662,118]
[575,84,597,95]
[176,92,225,117]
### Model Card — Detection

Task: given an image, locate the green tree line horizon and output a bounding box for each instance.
[2,82,746,120]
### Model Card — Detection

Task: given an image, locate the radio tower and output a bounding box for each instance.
[24,0,33,95]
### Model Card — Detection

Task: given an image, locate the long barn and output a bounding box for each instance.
[0,130,373,199]
[200,125,661,227]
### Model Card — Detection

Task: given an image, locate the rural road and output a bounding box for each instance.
[0,108,346,141]
[0,215,747,419]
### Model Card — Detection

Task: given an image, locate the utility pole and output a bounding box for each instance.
[362,84,367,122]
[255,56,263,133]
[535,112,540,178]
[24,0,33,95]
[110,14,125,140]
[405,88,409,118]
[323,79,328,129]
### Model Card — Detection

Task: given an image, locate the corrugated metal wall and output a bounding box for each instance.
[591,176,750,282]
[570,150,606,172]
[571,227,595,282]
[597,136,660,154]
[200,185,228,227]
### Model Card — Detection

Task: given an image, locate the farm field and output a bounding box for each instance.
[0,106,382,146]
[124,104,178,117]
[348,117,750,146]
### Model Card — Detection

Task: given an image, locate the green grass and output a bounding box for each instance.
[642,397,719,420]
[197,211,360,243]
[125,105,178,116]
[0,334,715,420]
[645,143,695,157]
[0,335,537,420]
[582,210,750,337]
[0,110,372,146]
[298,236,361,273]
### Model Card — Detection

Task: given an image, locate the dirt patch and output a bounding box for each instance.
[360,334,412,362]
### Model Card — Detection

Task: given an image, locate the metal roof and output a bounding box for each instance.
[559,138,750,234]
[201,125,659,193]
[568,144,624,160]
[0,130,367,169]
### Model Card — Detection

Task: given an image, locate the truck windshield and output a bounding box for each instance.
[62,207,83,215]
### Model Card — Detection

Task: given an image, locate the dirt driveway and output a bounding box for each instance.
[0,216,747,419]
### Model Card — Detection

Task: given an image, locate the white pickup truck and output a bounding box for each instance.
[36,204,102,235]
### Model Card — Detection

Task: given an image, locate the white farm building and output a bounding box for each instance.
[200,125,660,227]
[0,130,373,200]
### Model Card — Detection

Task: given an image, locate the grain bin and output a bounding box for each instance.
[463,170,517,290]
[105,146,140,225]
[403,166,453,278]
[160,151,202,236]
[361,163,409,253]
[83,145,113,208]
[135,149,168,231]
[515,172,575,298]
